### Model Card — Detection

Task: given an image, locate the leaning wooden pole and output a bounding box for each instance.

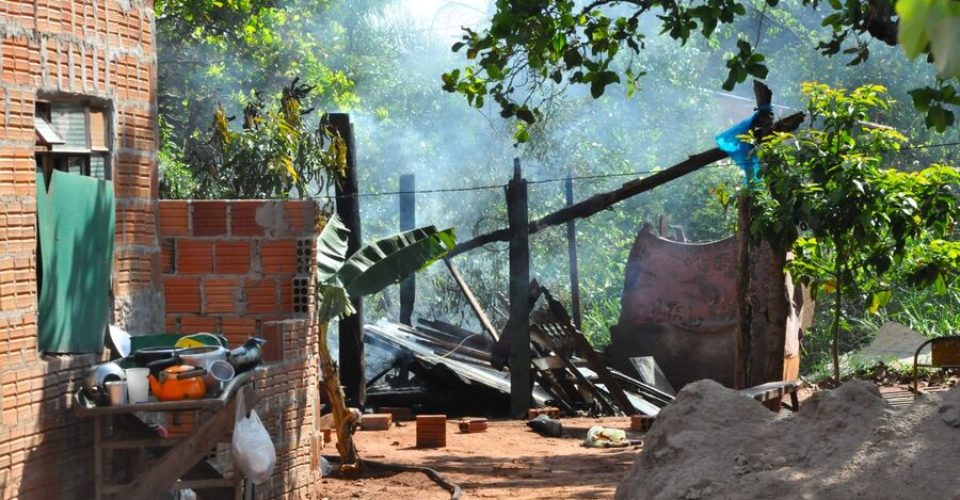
[446,112,804,259]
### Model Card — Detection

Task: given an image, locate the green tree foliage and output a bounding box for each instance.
[442,0,960,137]
[163,80,347,199]
[154,0,356,197]
[751,83,960,382]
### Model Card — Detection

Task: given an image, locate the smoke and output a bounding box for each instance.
[158,0,960,341]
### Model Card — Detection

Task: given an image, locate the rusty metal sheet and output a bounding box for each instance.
[931,337,960,366]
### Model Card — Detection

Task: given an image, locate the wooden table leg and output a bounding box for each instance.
[94,415,103,500]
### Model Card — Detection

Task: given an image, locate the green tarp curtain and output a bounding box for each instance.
[36,170,115,353]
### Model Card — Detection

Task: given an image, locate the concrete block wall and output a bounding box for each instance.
[158,200,318,344]
[0,1,159,498]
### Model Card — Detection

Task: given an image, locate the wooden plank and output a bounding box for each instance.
[112,413,237,500]
[507,159,532,418]
[443,258,500,343]
[102,438,181,449]
[399,173,416,325]
[538,324,617,415]
[447,111,805,258]
[107,385,254,500]
[325,112,366,406]
[540,287,637,415]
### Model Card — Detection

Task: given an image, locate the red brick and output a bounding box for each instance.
[165,315,178,334]
[245,279,279,313]
[164,277,201,313]
[204,279,240,314]
[229,201,266,237]
[160,239,175,274]
[177,240,213,274]
[179,316,218,335]
[215,241,251,274]
[283,202,312,236]
[221,317,256,346]
[260,322,284,363]
[158,201,189,237]
[280,279,295,313]
[192,201,227,236]
[260,240,298,274]
[360,413,392,431]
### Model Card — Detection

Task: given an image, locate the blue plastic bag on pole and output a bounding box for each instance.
[715,105,770,185]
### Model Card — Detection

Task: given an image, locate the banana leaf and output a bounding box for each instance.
[336,226,456,297]
[314,215,456,322]
[316,213,351,283]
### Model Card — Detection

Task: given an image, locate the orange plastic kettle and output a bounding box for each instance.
[148,365,207,401]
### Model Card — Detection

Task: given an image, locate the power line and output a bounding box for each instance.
[316,140,960,200]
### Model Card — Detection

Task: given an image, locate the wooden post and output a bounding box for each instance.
[507,158,532,417]
[734,194,752,389]
[735,80,781,389]
[324,112,365,406]
[399,173,416,326]
[564,173,582,330]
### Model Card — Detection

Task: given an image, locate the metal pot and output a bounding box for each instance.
[83,362,126,405]
[129,346,179,366]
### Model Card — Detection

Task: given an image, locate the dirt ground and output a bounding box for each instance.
[318,416,640,500]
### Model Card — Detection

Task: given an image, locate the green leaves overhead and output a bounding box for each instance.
[897,0,960,78]
[444,0,960,137]
[314,214,456,321]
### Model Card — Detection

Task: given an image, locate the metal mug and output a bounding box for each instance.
[105,380,128,406]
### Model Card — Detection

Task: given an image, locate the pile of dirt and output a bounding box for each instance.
[616,379,960,499]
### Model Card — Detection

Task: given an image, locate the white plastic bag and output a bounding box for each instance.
[231,391,276,484]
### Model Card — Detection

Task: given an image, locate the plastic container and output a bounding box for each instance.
[105,380,128,405]
[125,367,150,403]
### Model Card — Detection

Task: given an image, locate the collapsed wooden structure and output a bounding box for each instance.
[335,81,807,416]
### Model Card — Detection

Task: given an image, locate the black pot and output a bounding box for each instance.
[129,346,180,366]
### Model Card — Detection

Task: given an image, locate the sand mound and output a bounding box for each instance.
[616,380,960,499]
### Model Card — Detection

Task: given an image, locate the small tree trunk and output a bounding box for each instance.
[831,248,844,384]
[317,321,360,474]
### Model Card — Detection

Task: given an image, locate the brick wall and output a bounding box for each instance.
[158,200,318,342]
[251,319,323,499]
[160,200,325,498]
[0,1,159,498]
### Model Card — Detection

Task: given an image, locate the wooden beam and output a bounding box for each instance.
[446,111,805,258]
[399,173,416,326]
[325,112,366,406]
[507,159,532,418]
